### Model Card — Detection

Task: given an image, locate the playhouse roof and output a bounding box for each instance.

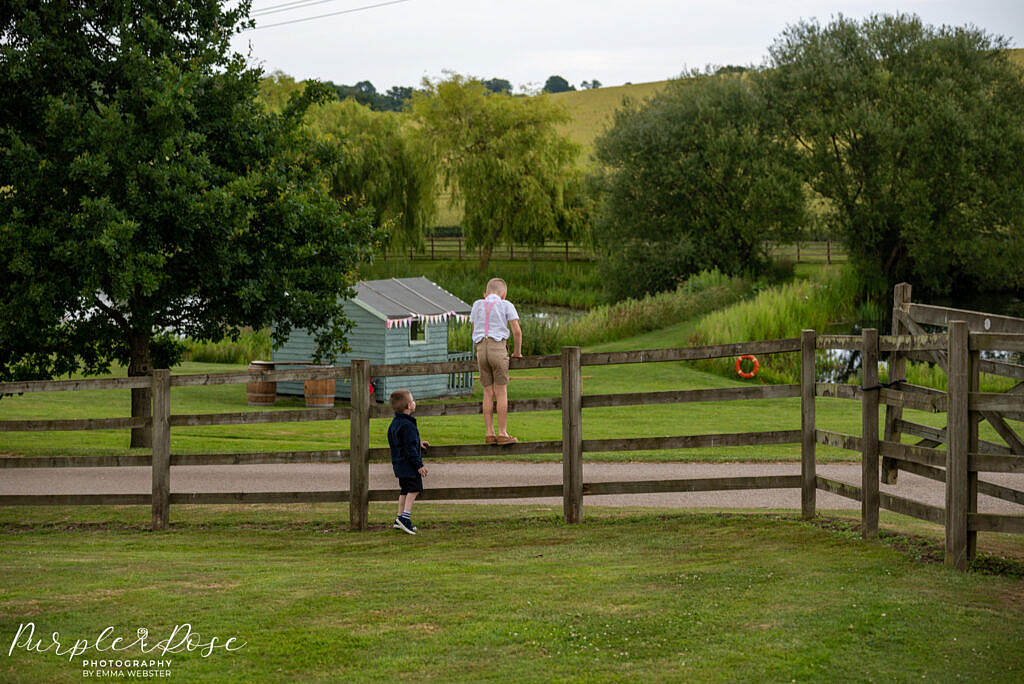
[353,277,471,322]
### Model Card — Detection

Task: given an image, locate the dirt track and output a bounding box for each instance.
[3,461,1023,513]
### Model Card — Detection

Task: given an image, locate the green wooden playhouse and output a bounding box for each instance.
[273,277,473,402]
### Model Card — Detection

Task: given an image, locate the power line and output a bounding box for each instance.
[243,0,413,31]
[251,0,350,18]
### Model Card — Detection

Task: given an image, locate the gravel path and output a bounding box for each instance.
[3,461,1023,513]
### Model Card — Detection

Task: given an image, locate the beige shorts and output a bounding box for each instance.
[475,338,510,387]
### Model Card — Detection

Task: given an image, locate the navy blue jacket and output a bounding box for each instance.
[387,412,424,478]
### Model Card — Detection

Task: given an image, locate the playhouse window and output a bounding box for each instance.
[410,319,426,343]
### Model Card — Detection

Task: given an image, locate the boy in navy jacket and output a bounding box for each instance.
[387,389,428,535]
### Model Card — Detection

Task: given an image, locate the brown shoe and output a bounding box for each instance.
[485,435,497,445]
[496,434,518,445]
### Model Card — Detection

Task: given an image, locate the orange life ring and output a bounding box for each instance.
[735,355,759,379]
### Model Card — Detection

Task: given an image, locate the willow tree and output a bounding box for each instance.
[261,73,436,251]
[0,2,379,446]
[411,74,583,269]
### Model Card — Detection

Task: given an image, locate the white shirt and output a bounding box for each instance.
[470,294,519,343]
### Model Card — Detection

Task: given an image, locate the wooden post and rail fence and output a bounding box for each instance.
[1,287,1021,571]
[382,239,846,264]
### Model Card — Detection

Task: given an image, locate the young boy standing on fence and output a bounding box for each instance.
[387,389,429,535]
[470,277,523,445]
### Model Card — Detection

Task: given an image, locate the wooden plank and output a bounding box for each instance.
[562,347,583,524]
[978,358,1024,381]
[970,393,1024,413]
[969,453,1024,473]
[816,476,861,501]
[583,475,801,496]
[349,359,370,531]
[968,514,1024,534]
[169,408,352,427]
[884,284,912,486]
[816,335,861,351]
[801,330,816,520]
[0,494,151,506]
[815,383,859,401]
[0,416,151,432]
[815,382,945,412]
[369,484,563,501]
[173,450,347,466]
[878,440,946,468]
[580,385,800,409]
[878,333,947,352]
[580,338,801,366]
[410,397,561,417]
[815,429,862,452]
[171,491,348,505]
[371,355,562,378]
[151,370,170,532]
[170,365,353,387]
[879,386,946,413]
[0,454,154,468]
[862,328,880,540]
[897,460,1024,507]
[946,321,970,570]
[881,492,946,526]
[909,303,1024,335]
[969,333,1024,353]
[895,418,1011,455]
[0,376,152,394]
[581,430,802,453]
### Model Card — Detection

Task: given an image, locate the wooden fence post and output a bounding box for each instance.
[946,321,969,569]
[861,328,880,539]
[458,237,462,260]
[882,282,911,484]
[826,239,831,265]
[151,369,171,531]
[349,359,370,531]
[968,346,980,563]
[430,235,435,260]
[561,346,583,523]
[801,330,816,519]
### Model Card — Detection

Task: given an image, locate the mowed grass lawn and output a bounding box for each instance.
[0,325,1008,462]
[1,504,1023,682]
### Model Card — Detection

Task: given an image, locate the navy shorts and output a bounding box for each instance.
[398,475,423,494]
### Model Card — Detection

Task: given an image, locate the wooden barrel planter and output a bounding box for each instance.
[304,365,336,408]
[246,361,276,406]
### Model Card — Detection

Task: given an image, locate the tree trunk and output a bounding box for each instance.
[478,244,493,270]
[128,331,153,449]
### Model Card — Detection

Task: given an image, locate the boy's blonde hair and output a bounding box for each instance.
[485,278,507,296]
[390,389,412,412]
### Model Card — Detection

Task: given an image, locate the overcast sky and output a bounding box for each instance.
[231,0,1024,92]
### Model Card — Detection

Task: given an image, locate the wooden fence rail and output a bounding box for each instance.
[2,317,1023,572]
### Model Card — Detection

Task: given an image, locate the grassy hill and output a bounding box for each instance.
[548,80,669,161]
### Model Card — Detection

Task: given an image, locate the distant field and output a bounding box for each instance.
[548,80,670,162]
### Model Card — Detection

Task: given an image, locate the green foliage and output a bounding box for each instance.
[758,13,1024,296]
[688,269,866,383]
[182,329,272,364]
[362,259,607,309]
[593,72,806,300]
[448,270,752,355]
[259,72,436,249]
[0,1,380,391]
[411,74,587,268]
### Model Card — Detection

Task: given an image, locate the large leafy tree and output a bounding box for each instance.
[411,75,584,268]
[593,72,806,299]
[0,1,379,446]
[758,13,1024,295]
